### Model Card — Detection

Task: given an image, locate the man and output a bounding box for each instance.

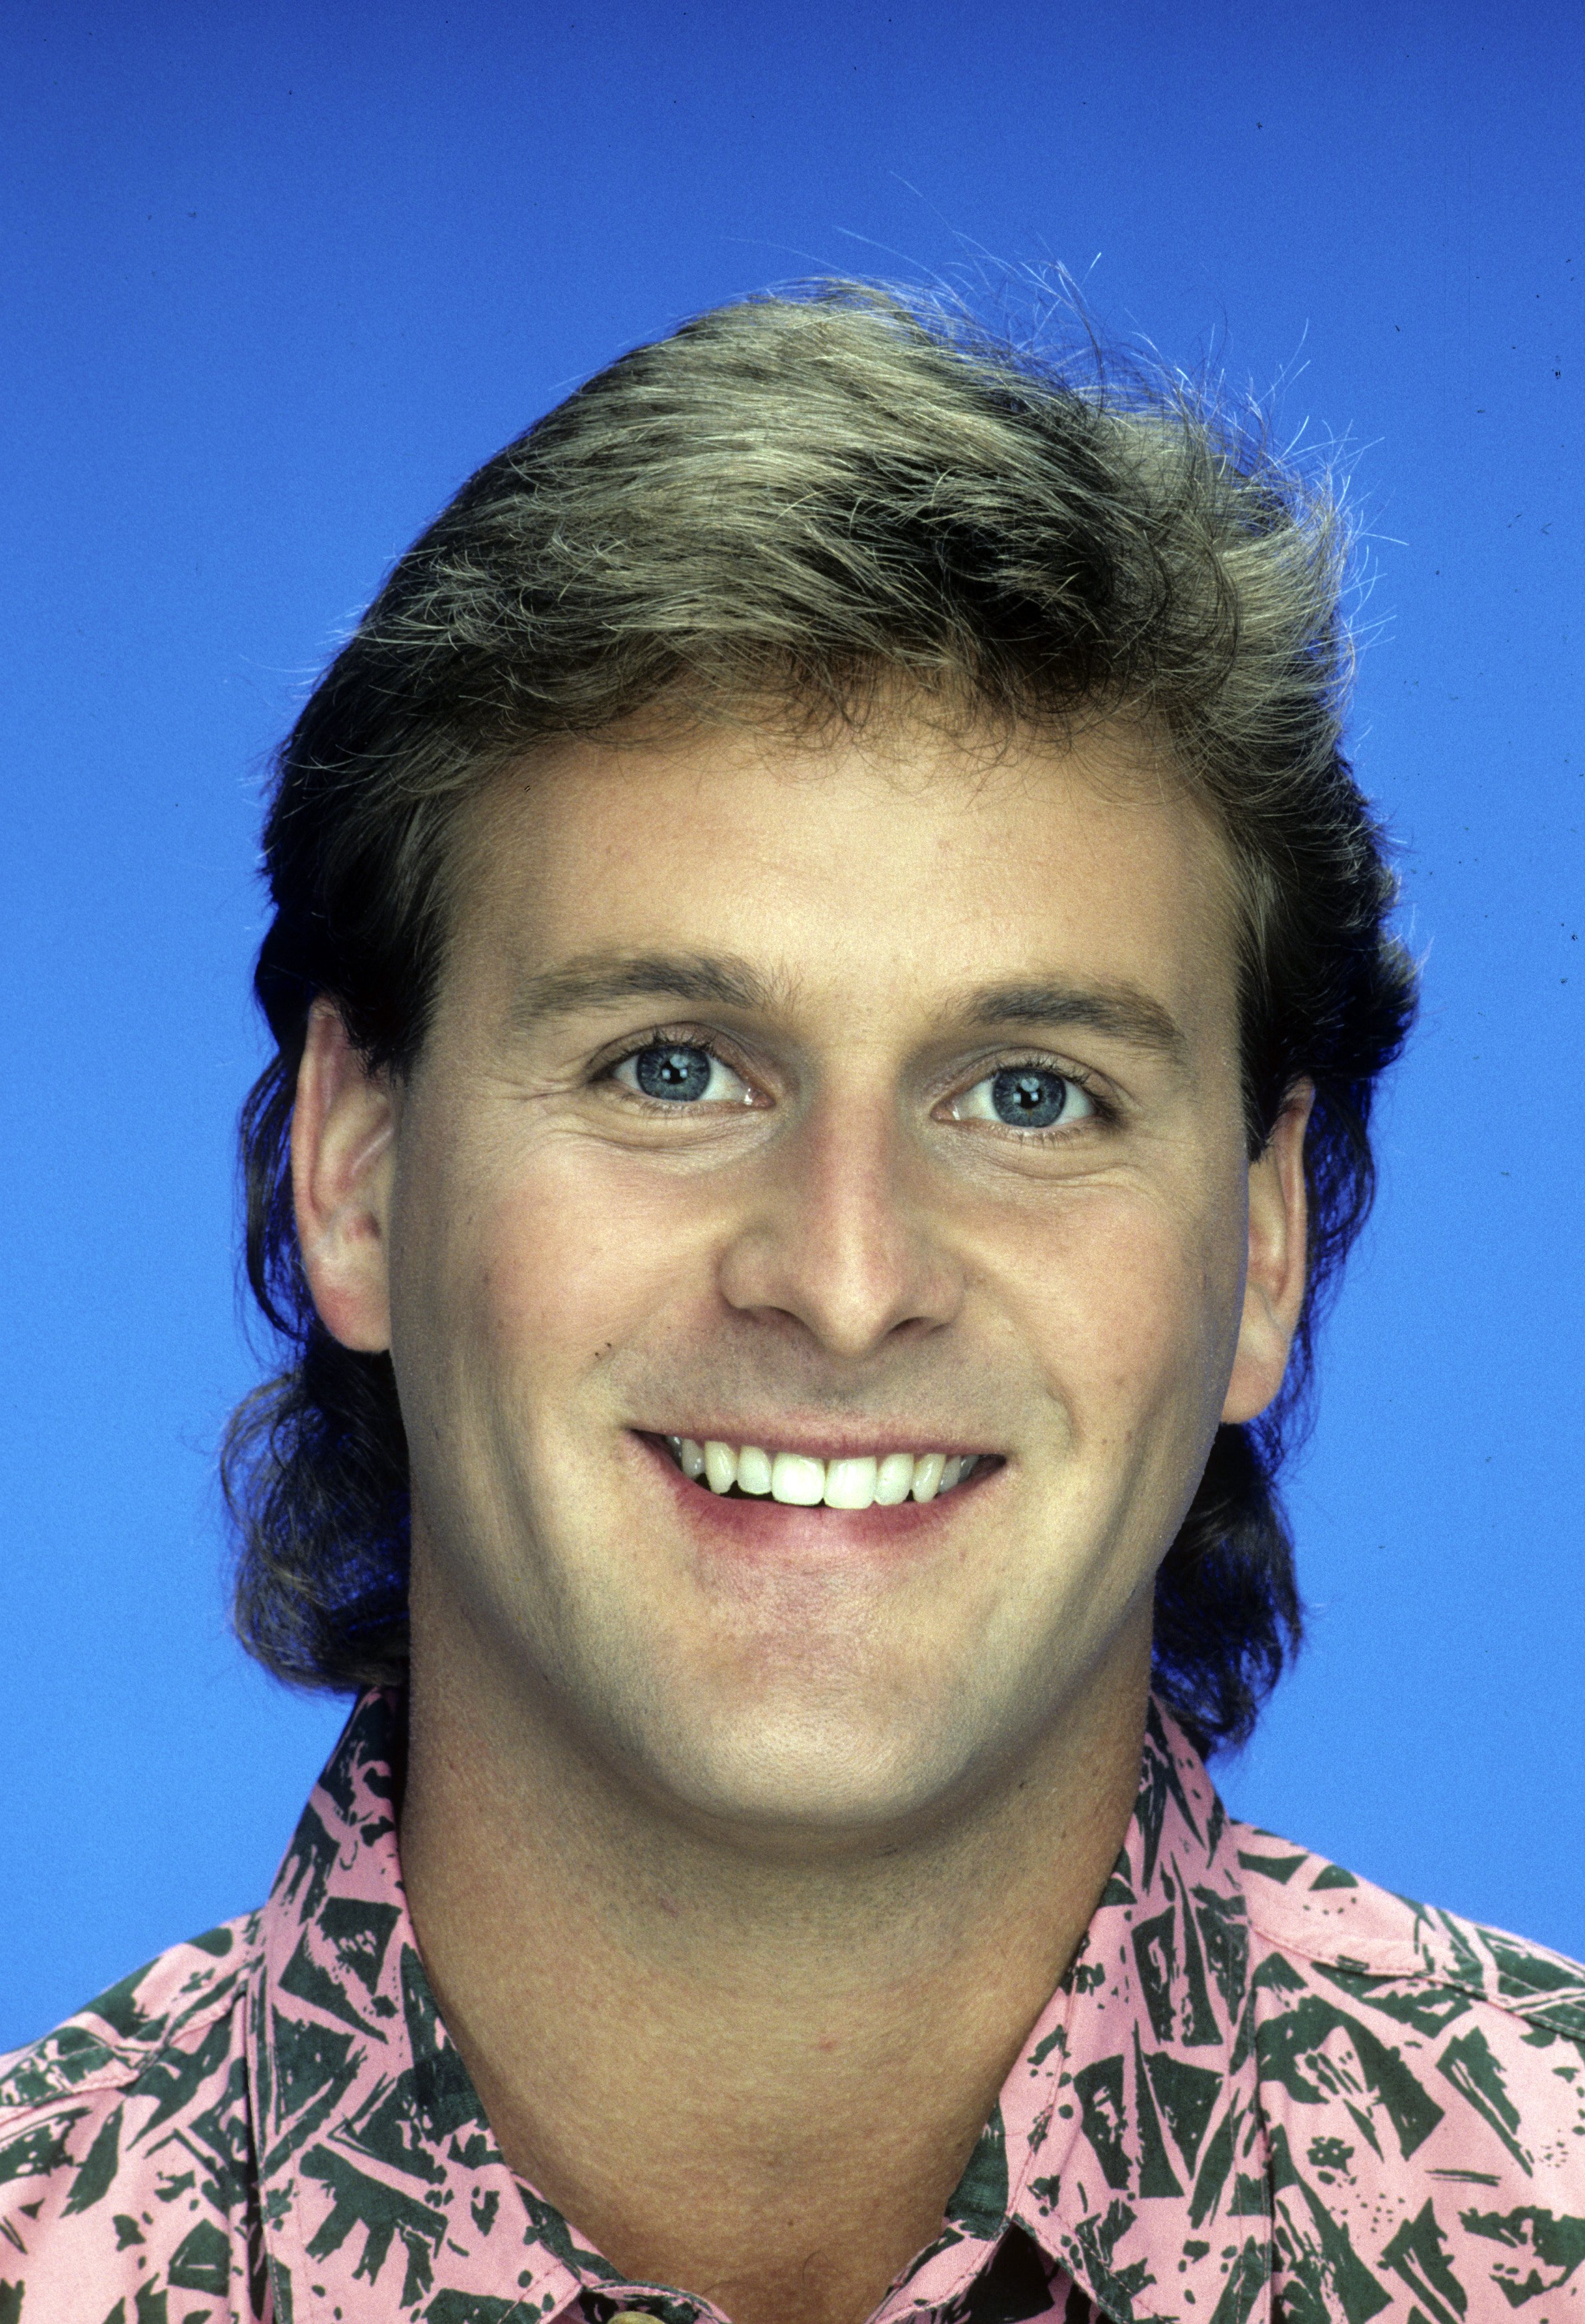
[4,284,1581,2324]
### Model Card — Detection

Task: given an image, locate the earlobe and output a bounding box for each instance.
[291,998,397,1354]
[1221,1082,1313,1427]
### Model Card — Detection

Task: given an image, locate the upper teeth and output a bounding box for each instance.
[665,1439,980,1508]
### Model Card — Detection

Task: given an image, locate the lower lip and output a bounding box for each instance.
[632,1433,998,1559]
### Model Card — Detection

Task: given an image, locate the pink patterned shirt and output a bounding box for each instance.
[4,1691,1583,2323]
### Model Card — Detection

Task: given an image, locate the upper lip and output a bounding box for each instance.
[637,1424,1001,1461]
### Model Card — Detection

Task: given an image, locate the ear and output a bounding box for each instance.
[291,998,397,1353]
[1221,1081,1313,1427]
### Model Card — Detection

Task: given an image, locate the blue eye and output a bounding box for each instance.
[951,1066,1095,1129]
[991,1068,1072,1127]
[634,1044,712,1100]
[616,1043,749,1104]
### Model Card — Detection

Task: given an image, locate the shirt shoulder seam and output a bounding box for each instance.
[1242,1893,1585,2037]
[0,1974,248,2115]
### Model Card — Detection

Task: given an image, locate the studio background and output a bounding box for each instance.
[3,0,1581,2051]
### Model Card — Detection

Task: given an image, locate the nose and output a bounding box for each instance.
[715,1089,964,1359]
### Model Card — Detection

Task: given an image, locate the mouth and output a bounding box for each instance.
[652,1434,998,1510]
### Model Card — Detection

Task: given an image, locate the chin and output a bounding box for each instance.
[624,1689,999,1848]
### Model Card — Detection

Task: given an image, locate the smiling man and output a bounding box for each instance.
[5,285,1584,2324]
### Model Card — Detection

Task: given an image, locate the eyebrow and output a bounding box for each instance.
[964,982,1189,1066]
[507,952,776,1027]
[508,951,1189,1066]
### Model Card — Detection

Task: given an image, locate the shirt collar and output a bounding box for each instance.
[867,1698,1268,2324]
[1007,1695,1270,2321]
[251,1691,1265,2324]
[252,1690,594,2321]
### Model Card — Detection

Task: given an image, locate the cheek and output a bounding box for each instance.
[1007,1188,1244,1435]
[442,1144,712,1395]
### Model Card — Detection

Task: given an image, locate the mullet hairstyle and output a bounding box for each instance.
[224,280,1416,1758]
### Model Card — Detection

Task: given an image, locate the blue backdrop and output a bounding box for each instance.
[3,0,1581,2051]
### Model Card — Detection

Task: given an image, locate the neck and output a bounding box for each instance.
[399,1573,1152,2324]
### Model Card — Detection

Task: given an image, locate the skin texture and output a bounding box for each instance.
[292,708,1310,2324]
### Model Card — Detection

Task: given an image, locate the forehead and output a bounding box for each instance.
[445,711,1240,1042]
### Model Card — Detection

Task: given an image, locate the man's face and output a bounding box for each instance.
[307,710,1302,1844]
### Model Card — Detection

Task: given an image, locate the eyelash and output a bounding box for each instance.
[594,1025,757,1106]
[983,1058,1115,1136]
[595,1027,1116,1133]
